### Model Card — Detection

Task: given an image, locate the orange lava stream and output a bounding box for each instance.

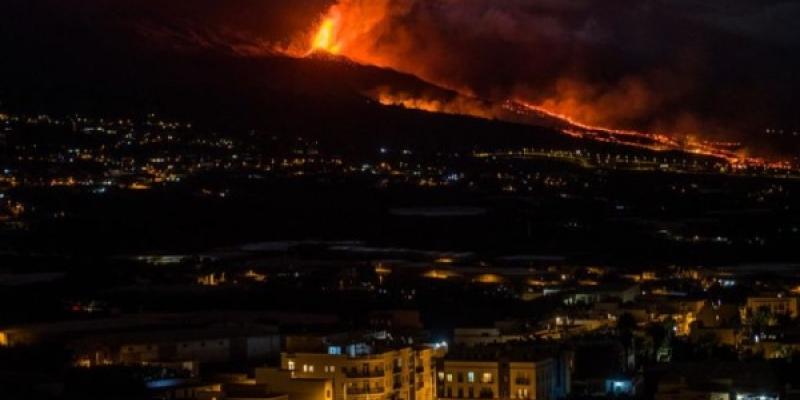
[517,103,792,169]
[514,101,744,164]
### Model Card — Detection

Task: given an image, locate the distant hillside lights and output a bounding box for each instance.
[764,128,799,137]
[198,272,226,287]
[422,269,459,280]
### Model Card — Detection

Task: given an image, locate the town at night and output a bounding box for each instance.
[2,1,800,399]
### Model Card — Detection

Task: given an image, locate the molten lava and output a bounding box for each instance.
[373,88,498,120]
[372,89,768,166]
[297,0,396,64]
[311,15,341,54]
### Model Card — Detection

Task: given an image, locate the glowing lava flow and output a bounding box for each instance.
[516,102,678,146]
[378,91,758,165]
[510,101,786,166]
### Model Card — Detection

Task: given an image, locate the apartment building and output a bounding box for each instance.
[744,295,799,320]
[437,352,557,400]
[278,342,435,400]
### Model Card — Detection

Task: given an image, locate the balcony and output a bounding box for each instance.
[347,387,386,395]
[345,369,386,378]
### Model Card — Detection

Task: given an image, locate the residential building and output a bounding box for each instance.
[279,341,434,400]
[563,284,640,306]
[369,310,424,331]
[254,368,333,400]
[73,325,280,368]
[453,328,524,347]
[437,345,564,400]
[744,295,799,320]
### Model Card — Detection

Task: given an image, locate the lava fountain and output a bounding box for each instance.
[310,12,342,54]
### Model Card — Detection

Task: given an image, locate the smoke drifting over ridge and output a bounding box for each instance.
[3,0,799,155]
[292,0,799,149]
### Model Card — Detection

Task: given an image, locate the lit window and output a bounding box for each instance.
[447,373,453,382]
[438,372,445,381]
[303,364,314,372]
[288,361,295,371]
[482,373,492,383]
[330,366,335,372]
[468,371,475,383]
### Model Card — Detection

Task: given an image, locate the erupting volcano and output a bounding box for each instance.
[293,0,793,168]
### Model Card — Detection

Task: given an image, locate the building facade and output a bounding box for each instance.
[279,345,434,400]
[437,358,556,400]
[744,296,799,320]
[254,368,333,400]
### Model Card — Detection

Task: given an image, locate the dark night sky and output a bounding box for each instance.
[2,0,799,155]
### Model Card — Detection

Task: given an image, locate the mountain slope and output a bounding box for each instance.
[0,9,721,160]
